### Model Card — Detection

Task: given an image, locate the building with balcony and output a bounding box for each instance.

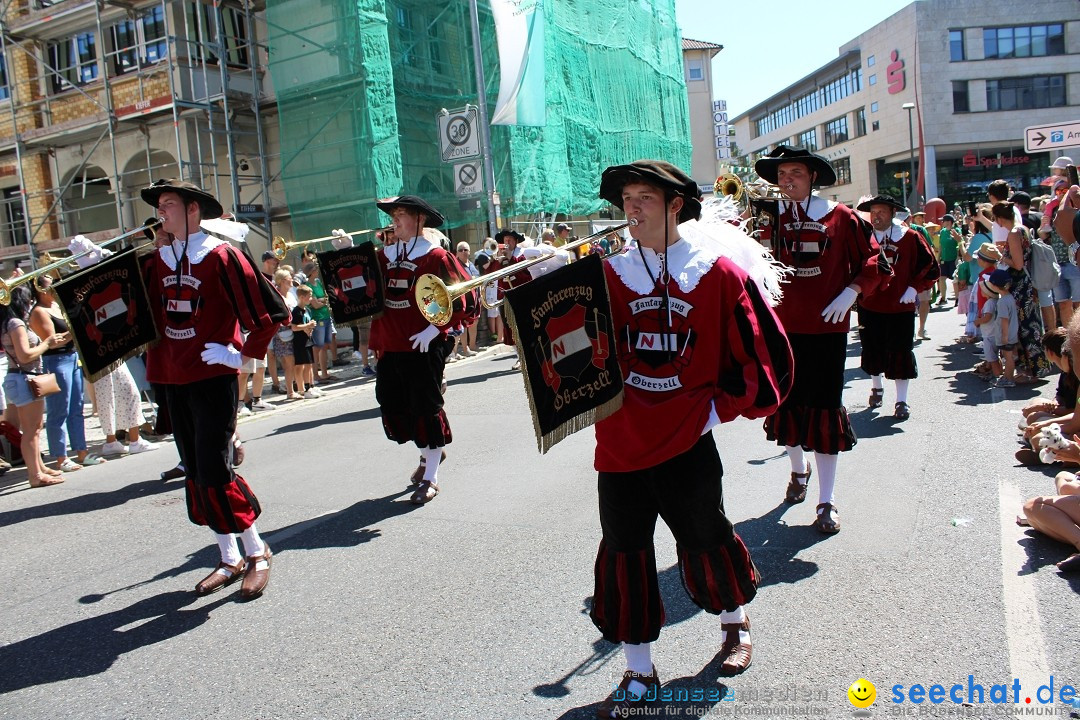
[731,0,1079,209]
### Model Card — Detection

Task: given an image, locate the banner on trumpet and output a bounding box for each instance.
[503,254,623,453]
[52,248,159,383]
[316,243,384,326]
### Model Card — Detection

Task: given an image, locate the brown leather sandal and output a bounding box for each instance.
[868,388,884,408]
[718,614,752,676]
[411,481,439,505]
[195,559,247,596]
[785,463,811,504]
[814,503,841,534]
[595,666,661,719]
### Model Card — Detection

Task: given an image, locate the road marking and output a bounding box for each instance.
[997,478,1050,698]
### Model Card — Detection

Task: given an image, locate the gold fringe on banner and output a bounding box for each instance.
[504,302,623,454]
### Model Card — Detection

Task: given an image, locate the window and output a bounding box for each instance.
[868,74,877,86]
[824,115,849,147]
[0,55,8,101]
[854,107,866,137]
[186,5,249,67]
[949,30,965,61]
[834,157,852,186]
[952,80,969,113]
[872,120,880,131]
[108,7,167,75]
[870,101,878,113]
[752,66,862,137]
[867,55,875,67]
[3,188,27,247]
[687,59,703,81]
[986,75,1066,111]
[984,24,1064,59]
[797,129,817,151]
[48,32,98,93]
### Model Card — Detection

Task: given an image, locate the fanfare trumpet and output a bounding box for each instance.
[0,219,161,305]
[415,220,637,326]
[272,227,378,261]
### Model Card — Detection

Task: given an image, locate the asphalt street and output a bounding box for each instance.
[0,304,1077,720]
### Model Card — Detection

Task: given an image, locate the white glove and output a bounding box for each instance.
[821,287,858,323]
[201,342,244,370]
[409,324,441,353]
[330,228,352,250]
[899,286,918,304]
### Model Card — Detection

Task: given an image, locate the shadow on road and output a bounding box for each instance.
[550,647,733,719]
[264,407,383,437]
[0,590,233,694]
[849,407,906,440]
[76,489,418,608]
[1017,532,1080,594]
[0,477,177,528]
[534,564,703,702]
[735,502,827,588]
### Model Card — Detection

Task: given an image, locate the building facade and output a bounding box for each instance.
[731,0,1079,210]
[681,38,723,192]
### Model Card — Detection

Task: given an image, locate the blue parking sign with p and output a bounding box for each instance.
[1052,130,1064,143]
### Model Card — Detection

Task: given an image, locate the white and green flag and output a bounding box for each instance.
[490,0,546,126]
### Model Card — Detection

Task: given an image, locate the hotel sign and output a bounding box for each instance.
[714,100,729,160]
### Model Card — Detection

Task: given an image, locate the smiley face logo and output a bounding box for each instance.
[848,678,876,708]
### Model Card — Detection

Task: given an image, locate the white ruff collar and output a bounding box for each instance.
[159,232,225,271]
[385,236,435,262]
[875,221,905,244]
[780,193,838,222]
[608,236,717,295]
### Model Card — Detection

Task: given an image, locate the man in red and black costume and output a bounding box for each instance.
[141,179,288,599]
[370,195,474,504]
[856,195,939,420]
[588,160,793,718]
[757,146,891,535]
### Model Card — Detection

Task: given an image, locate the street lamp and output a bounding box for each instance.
[902,102,917,209]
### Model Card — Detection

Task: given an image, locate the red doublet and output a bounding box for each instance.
[370,239,471,353]
[772,199,886,333]
[859,224,939,313]
[145,238,281,384]
[595,252,792,473]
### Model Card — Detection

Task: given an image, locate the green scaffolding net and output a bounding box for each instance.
[264,0,690,240]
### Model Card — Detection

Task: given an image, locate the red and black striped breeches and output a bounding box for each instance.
[764,331,856,454]
[166,374,261,534]
[590,433,759,645]
[858,308,918,380]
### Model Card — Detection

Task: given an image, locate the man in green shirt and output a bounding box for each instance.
[936,214,960,306]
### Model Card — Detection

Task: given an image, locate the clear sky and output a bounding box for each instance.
[673,0,916,117]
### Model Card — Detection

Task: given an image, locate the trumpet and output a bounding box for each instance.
[415,220,637,326]
[272,227,378,261]
[0,219,161,305]
[715,173,788,204]
[715,172,743,201]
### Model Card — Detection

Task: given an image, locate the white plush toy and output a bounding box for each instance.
[1037,423,1070,464]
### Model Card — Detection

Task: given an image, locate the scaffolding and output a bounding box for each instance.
[0,0,275,268]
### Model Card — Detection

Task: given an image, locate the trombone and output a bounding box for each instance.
[415,220,637,326]
[0,219,161,305]
[272,227,378,261]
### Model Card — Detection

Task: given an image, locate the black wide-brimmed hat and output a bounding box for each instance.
[495,228,525,244]
[856,194,906,212]
[754,145,837,187]
[599,159,702,224]
[141,179,223,219]
[375,195,445,228]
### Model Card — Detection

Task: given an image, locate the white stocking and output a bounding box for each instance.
[872,374,883,390]
[214,532,242,566]
[239,525,266,558]
[814,452,838,505]
[421,447,443,483]
[786,445,807,478]
[895,379,910,404]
